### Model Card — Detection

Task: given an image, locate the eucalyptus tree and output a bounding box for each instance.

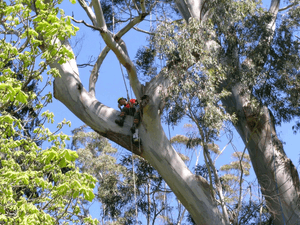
[72,125,188,225]
[2,0,300,224]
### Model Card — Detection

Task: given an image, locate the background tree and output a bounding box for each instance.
[1,0,300,224]
[71,125,190,224]
[171,126,272,225]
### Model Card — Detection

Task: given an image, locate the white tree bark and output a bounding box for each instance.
[222,86,300,224]
[48,0,300,224]
[175,0,300,224]
[51,45,226,224]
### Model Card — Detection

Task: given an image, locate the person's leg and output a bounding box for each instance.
[115,108,129,126]
[131,111,141,143]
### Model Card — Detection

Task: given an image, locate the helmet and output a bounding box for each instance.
[117,97,127,103]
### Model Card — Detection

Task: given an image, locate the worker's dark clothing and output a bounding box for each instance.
[122,106,136,117]
[115,99,140,128]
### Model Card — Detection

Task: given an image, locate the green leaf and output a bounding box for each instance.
[63,149,78,162]
[56,183,69,195]
[16,91,28,104]
[72,190,80,198]
[82,189,94,202]
[35,0,45,10]
[43,149,58,164]
[0,215,7,223]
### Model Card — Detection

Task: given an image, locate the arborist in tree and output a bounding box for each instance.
[115,97,141,144]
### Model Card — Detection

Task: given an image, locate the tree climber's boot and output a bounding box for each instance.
[115,112,126,126]
[132,129,140,144]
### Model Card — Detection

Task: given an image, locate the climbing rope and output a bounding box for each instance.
[115,3,141,220]
[130,138,138,225]
[119,63,130,100]
[120,47,138,223]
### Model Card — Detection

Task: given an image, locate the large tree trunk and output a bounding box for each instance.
[51,53,226,224]
[175,0,300,224]
[48,0,300,224]
[222,84,300,224]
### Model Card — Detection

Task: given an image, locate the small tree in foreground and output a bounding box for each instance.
[0,2,98,223]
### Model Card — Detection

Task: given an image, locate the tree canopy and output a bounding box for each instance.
[1,0,299,224]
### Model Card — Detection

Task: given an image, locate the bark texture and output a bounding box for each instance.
[222,85,300,224]
[52,42,225,224]
[49,0,300,224]
[175,0,300,224]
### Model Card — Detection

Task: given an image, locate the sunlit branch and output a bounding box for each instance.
[89,46,110,96]
[268,0,280,31]
[72,18,103,32]
[278,2,297,12]
[88,13,148,97]
[91,0,107,30]
[77,0,97,26]
[118,13,149,37]
[133,26,155,35]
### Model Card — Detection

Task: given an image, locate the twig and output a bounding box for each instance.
[71,18,104,32]
[133,26,155,35]
[279,3,296,12]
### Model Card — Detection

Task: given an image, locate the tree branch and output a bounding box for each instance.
[133,26,155,35]
[77,0,97,26]
[87,13,148,97]
[76,0,143,99]
[268,0,280,32]
[175,0,211,23]
[91,0,107,30]
[235,146,248,225]
[72,18,103,32]
[278,2,296,12]
[76,1,148,97]
[140,0,146,13]
[89,46,110,97]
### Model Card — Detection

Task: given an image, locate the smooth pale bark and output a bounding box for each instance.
[175,0,300,224]
[49,0,300,224]
[49,1,227,223]
[222,84,300,224]
[51,42,225,224]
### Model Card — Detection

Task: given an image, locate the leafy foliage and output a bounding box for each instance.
[135,46,157,80]
[72,125,192,224]
[0,0,98,224]
[71,125,134,223]
[151,18,235,142]
[146,0,300,134]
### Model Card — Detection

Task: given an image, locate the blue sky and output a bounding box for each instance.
[41,0,299,221]
[43,0,299,166]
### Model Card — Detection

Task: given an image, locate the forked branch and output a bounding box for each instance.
[88,13,149,97]
[84,0,143,99]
